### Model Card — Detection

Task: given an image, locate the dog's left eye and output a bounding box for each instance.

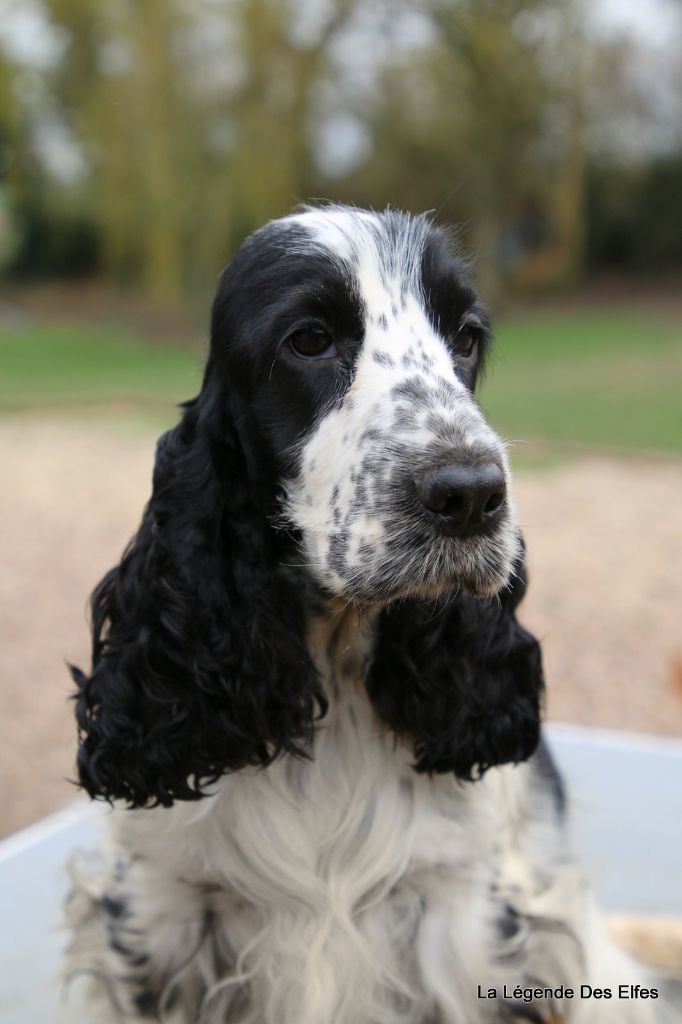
[288,327,337,360]
[452,330,479,359]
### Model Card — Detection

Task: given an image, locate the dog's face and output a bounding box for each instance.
[213,206,518,603]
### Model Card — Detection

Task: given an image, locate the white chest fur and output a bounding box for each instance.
[97,609,530,1024]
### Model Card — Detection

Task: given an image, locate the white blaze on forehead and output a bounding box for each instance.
[287,206,467,398]
[283,206,381,266]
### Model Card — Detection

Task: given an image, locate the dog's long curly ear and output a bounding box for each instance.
[365,545,543,778]
[72,373,324,808]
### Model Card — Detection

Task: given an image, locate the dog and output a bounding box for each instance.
[65,206,678,1023]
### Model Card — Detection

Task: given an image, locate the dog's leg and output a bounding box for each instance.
[62,843,218,1022]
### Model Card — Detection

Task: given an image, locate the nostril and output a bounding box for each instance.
[483,488,505,515]
[442,493,467,518]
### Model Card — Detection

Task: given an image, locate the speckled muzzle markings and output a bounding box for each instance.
[283,209,519,601]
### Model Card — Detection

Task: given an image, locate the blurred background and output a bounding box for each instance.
[0,0,681,838]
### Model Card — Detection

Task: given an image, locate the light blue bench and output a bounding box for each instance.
[1,724,681,1023]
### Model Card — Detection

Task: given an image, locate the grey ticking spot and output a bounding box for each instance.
[377,313,389,331]
[392,407,420,432]
[306,494,313,506]
[391,303,399,318]
[134,990,159,1018]
[358,541,375,563]
[355,479,368,508]
[360,451,394,482]
[359,427,383,447]
[107,931,150,967]
[113,856,127,884]
[328,529,350,573]
[401,353,423,371]
[424,411,452,437]
[126,951,151,969]
[331,484,340,504]
[497,904,523,941]
[101,895,128,920]
[433,374,461,398]
[373,350,395,368]
[413,340,435,372]
[392,376,434,411]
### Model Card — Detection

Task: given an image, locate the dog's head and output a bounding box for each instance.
[73,206,542,807]
[213,206,518,602]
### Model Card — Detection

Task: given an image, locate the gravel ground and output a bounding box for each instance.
[1,414,681,837]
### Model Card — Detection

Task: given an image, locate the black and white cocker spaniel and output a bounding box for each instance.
[65,207,677,1024]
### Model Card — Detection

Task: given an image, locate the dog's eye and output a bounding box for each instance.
[452,330,479,359]
[288,327,337,360]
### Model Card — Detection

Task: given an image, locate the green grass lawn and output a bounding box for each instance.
[0,324,203,409]
[482,312,682,455]
[1,312,680,454]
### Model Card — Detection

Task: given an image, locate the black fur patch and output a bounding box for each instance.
[366,550,544,777]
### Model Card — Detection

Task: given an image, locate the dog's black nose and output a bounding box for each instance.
[415,462,507,536]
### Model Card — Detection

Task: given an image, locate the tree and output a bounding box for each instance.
[41,0,358,297]
[329,0,587,299]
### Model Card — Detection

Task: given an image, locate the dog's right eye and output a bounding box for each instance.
[288,327,337,360]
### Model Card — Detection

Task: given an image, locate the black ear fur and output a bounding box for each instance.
[72,372,325,808]
[365,548,544,778]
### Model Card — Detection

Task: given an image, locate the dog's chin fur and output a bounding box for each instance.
[318,522,521,606]
[340,563,513,608]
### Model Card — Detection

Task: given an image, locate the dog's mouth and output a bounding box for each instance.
[324,514,520,606]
